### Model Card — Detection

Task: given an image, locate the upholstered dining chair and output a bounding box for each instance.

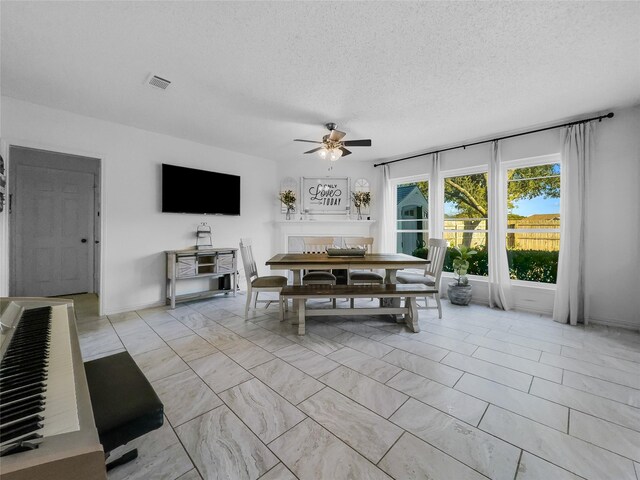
[396,238,448,318]
[301,236,337,307]
[343,236,384,307]
[239,238,288,320]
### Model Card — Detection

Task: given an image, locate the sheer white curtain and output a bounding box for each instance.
[553,123,594,325]
[488,141,512,310]
[429,153,443,238]
[379,164,395,253]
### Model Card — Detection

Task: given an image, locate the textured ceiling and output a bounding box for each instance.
[1,1,639,164]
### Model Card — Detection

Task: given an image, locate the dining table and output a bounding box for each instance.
[265,252,430,317]
[265,252,429,285]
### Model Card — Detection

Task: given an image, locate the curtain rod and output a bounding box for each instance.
[373,112,614,168]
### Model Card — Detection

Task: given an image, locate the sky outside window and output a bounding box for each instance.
[507,163,560,218]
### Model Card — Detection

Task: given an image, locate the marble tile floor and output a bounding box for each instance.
[70,293,640,480]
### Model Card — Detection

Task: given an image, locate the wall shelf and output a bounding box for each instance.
[274,219,377,224]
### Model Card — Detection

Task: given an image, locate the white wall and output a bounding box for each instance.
[0,96,278,314]
[382,106,640,327]
[585,106,640,328]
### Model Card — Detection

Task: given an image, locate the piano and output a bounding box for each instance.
[0,297,106,480]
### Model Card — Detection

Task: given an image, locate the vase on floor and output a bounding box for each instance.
[447,282,473,305]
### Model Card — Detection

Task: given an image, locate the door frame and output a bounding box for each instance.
[1,138,106,316]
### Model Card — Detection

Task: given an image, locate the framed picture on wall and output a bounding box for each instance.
[301,177,350,214]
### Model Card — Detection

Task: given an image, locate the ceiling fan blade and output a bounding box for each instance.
[304,147,324,154]
[340,147,352,157]
[294,139,323,144]
[343,139,372,147]
[329,129,346,141]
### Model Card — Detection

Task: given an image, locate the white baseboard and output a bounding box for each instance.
[512,300,554,316]
[587,315,640,332]
[104,300,167,316]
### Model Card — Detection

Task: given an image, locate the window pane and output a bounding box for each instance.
[397,232,428,256]
[444,219,487,231]
[510,163,560,180]
[506,231,560,251]
[506,233,560,283]
[397,181,428,224]
[443,232,488,276]
[443,173,488,277]
[506,163,560,284]
[397,219,428,231]
[444,172,488,223]
[396,180,428,256]
[507,163,560,227]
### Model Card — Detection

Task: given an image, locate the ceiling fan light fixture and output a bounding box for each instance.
[329,148,342,161]
[317,141,343,162]
[296,123,370,161]
[317,147,329,160]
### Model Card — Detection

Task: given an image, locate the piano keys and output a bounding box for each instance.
[0,297,105,480]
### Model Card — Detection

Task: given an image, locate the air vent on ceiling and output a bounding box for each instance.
[147,74,171,90]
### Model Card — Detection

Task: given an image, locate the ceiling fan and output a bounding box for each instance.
[294,123,372,161]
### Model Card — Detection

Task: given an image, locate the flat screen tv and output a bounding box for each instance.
[162,163,241,215]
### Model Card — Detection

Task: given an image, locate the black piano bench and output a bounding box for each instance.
[84,351,164,472]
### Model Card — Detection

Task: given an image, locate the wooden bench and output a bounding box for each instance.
[280,283,435,335]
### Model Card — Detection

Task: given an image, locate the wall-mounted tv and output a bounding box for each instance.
[162,163,241,215]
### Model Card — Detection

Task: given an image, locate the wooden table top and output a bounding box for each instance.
[266,253,429,268]
[280,283,433,296]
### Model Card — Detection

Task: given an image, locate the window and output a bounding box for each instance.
[394,177,428,257]
[505,159,561,284]
[442,170,488,276]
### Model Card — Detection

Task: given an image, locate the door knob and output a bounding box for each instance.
[81,238,87,243]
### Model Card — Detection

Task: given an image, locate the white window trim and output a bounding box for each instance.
[384,154,562,291]
[440,164,489,177]
[391,174,429,255]
[501,153,562,287]
[440,273,557,290]
[501,153,561,171]
[440,165,489,277]
[511,279,557,290]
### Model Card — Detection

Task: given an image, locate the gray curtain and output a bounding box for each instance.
[488,141,512,310]
[379,164,394,253]
[553,122,594,325]
[429,153,443,238]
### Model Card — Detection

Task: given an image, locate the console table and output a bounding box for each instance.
[166,248,237,308]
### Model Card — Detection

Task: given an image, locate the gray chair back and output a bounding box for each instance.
[302,237,335,254]
[239,238,258,283]
[425,238,448,286]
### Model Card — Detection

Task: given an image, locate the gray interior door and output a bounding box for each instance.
[12,163,95,297]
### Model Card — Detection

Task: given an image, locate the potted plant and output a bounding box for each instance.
[279,190,296,220]
[447,244,477,305]
[352,191,371,220]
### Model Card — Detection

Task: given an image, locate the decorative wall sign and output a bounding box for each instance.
[301,177,350,214]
